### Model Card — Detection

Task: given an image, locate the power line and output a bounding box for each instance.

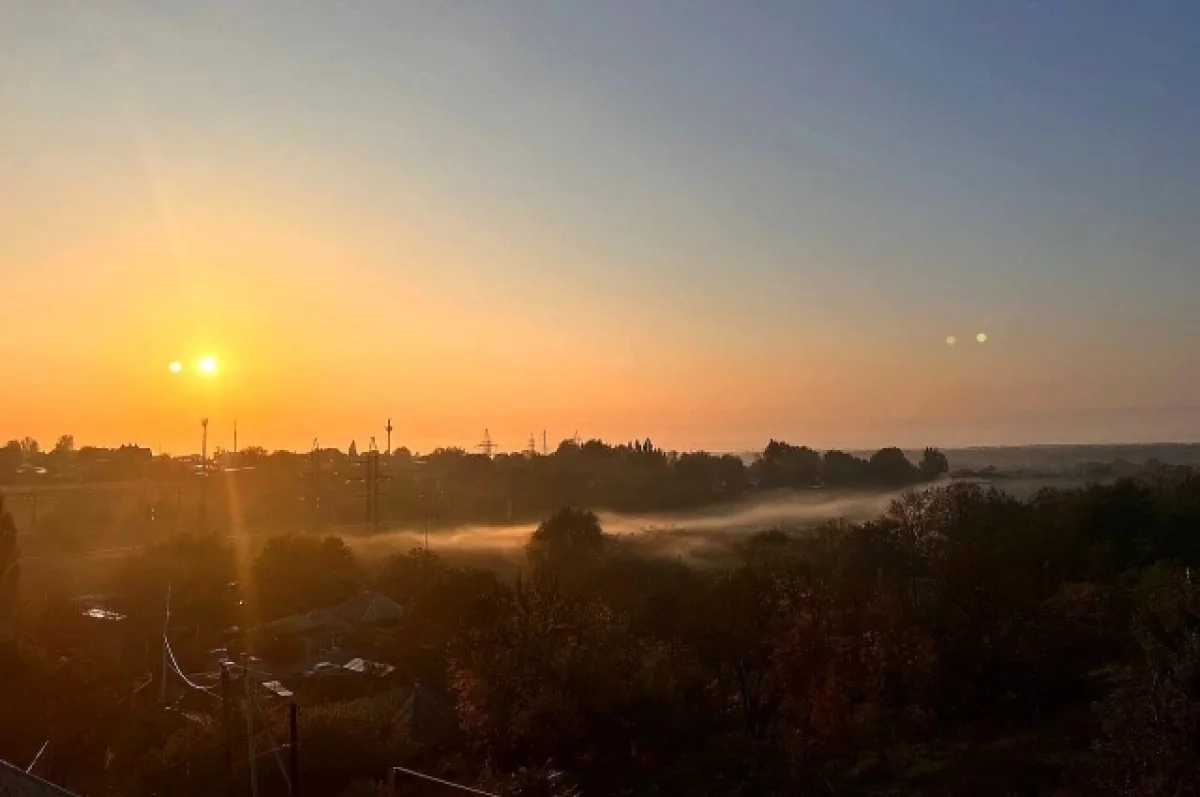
[251,691,292,794]
[387,766,497,797]
[163,635,220,698]
[26,741,48,773]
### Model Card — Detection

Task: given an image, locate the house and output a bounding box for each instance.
[249,591,405,674]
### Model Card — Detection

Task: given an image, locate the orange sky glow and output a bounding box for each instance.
[4,5,1198,455]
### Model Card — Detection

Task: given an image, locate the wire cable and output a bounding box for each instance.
[389,766,498,796]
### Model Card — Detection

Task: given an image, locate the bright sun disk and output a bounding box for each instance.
[198,356,218,374]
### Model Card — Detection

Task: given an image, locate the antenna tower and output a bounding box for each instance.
[385,418,394,455]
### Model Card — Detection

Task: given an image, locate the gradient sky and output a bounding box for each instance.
[3,1,1199,454]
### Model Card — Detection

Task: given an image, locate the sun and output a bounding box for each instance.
[198,355,219,375]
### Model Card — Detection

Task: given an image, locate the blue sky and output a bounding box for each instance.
[2,1,1198,450]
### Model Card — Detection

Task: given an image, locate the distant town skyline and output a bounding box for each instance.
[12,401,1200,460]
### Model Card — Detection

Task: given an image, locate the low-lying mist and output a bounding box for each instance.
[347,486,926,569]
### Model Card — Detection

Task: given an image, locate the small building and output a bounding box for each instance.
[249,591,405,674]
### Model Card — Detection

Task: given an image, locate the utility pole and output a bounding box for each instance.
[221,665,235,796]
[243,657,259,797]
[289,702,299,797]
[543,429,548,456]
[199,418,209,531]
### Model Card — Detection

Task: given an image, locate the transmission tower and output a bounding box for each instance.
[304,438,322,530]
[525,434,537,457]
[350,447,389,531]
[385,418,394,455]
[477,429,497,458]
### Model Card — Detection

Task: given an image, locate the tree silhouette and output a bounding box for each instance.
[527,508,608,571]
[822,449,870,485]
[920,447,950,481]
[253,534,360,618]
[868,447,922,485]
[754,440,822,488]
[348,440,358,459]
[0,440,20,476]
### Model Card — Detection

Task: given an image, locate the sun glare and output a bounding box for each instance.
[198,356,219,375]
[168,361,183,374]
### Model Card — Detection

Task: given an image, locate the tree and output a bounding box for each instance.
[754,440,822,488]
[0,441,20,475]
[1090,567,1200,796]
[239,445,268,463]
[19,437,39,456]
[868,447,922,486]
[499,765,581,797]
[348,440,358,459]
[822,449,870,485]
[113,533,238,635]
[527,508,608,571]
[53,434,75,456]
[0,496,18,642]
[253,534,361,618]
[920,447,950,481]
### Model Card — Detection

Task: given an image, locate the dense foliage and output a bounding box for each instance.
[2,458,1200,795]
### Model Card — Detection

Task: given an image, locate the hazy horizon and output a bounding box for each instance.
[5,3,1199,453]
[10,422,1200,461]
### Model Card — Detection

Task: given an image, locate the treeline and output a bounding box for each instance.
[2,437,949,538]
[4,464,1200,794]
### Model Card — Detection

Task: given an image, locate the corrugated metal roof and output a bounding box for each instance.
[0,759,79,797]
